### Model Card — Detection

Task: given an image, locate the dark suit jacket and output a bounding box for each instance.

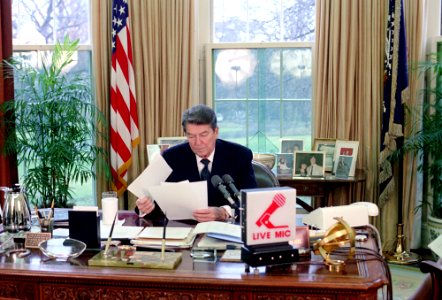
[141,139,257,220]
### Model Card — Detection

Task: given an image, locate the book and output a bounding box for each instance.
[131,221,242,250]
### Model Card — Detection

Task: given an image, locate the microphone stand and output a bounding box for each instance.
[383,136,421,265]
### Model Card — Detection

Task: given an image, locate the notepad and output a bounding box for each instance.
[137,227,193,240]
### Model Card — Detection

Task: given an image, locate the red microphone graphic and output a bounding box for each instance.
[255,193,289,229]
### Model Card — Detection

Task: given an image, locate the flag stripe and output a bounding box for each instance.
[110,0,140,194]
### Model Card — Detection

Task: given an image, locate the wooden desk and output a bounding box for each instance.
[278,169,366,207]
[0,214,388,300]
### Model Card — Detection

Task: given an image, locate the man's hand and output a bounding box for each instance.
[193,207,229,222]
[136,196,155,216]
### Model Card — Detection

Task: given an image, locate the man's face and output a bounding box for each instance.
[185,123,218,158]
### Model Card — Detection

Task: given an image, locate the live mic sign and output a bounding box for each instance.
[240,187,299,270]
[241,187,296,246]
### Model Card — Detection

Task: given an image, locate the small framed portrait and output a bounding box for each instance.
[157,136,187,146]
[146,144,170,162]
[335,155,353,178]
[312,138,336,172]
[333,140,359,176]
[280,139,304,153]
[276,153,294,176]
[293,151,326,177]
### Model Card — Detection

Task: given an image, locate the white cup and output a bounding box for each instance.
[101,191,118,225]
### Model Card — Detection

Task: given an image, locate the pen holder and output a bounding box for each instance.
[40,218,54,236]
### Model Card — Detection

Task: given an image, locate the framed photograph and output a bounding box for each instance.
[146,144,170,161]
[333,140,359,176]
[312,138,336,172]
[157,136,187,146]
[276,153,294,176]
[280,139,304,153]
[335,155,353,178]
[293,151,326,177]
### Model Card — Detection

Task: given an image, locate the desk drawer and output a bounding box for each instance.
[279,181,324,196]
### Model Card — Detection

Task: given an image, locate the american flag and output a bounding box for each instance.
[110,0,140,194]
[379,0,408,208]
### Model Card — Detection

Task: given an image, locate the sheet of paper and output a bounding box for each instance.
[137,226,193,240]
[100,219,144,239]
[147,181,208,220]
[428,234,442,258]
[193,221,242,243]
[127,154,173,198]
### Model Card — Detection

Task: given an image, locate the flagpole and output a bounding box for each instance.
[384,117,421,265]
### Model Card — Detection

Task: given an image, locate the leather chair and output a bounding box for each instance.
[252,160,280,188]
[409,258,442,300]
[251,160,313,212]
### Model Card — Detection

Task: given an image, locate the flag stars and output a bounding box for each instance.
[119,6,126,15]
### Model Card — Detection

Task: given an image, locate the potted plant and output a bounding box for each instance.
[0,36,109,208]
[402,43,442,245]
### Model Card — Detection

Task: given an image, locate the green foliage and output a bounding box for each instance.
[403,50,442,218]
[0,36,110,208]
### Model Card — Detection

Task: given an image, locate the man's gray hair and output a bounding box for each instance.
[182,104,218,132]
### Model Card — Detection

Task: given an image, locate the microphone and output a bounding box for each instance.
[255,193,288,229]
[210,175,238,209]
[222,174,241,201]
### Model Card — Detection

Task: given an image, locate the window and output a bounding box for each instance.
[209,0,315,154]
[12,0,94,206]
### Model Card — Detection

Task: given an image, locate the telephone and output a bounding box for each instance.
[302,202,379,230]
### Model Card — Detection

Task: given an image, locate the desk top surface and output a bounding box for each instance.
[0,212,388,293]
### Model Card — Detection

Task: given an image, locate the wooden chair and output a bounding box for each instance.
[251,160,313,212]
[409,258,442,300]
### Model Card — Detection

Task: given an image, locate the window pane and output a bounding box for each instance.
[213,0,315,42]
[13,0,54,44]
[13,0,91,45]
[211,47,312,154]
[55,0,91,43]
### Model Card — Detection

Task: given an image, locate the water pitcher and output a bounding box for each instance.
[1,185,31,232]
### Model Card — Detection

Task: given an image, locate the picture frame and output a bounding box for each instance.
[335,155,353,178]
[276,153,294,176]
[293,151,326,177]
[280,139,304,153]
[312,138,336,172]
[333,140,359,176]
[146,144,170,162]
[157,136,187,146]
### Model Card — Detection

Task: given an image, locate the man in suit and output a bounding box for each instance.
[306,155,323,176]
[136,104,257,222]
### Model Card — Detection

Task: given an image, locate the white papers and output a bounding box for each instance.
[147,181,208,220]
[127,154,173,198]
[429,234,442,259]
[127,154,207,220]
[193,221,242,243]
[100,219,144,239]
[137,226,193,240]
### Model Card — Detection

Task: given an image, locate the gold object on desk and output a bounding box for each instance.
[313,217,356,272]
[383,223,421,265]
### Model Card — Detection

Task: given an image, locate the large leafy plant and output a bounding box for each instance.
[0,36,109,208]
[402,47,442,219]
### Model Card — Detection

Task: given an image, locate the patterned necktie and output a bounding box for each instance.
[200,159,211,180]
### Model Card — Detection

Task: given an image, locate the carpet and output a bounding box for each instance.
[389,263,428,300]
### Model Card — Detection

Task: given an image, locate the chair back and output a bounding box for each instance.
[251,159,313,212]
[252,160,280,188]
[409,258,442,300]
